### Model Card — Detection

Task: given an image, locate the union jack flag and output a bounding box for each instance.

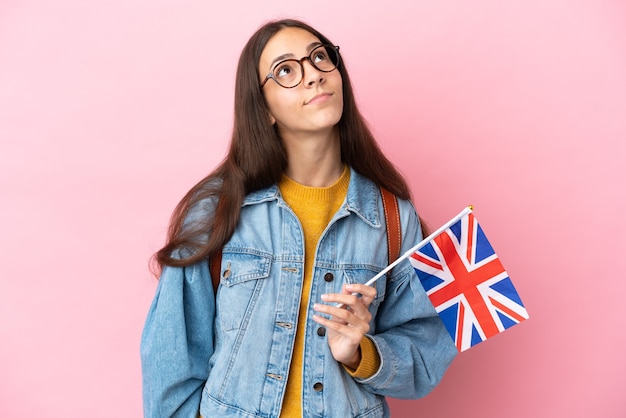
[410,211,529,352]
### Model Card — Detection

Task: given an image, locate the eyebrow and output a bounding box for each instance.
[268,41,323,70]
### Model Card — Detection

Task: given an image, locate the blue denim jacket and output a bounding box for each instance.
[141,168,457,417]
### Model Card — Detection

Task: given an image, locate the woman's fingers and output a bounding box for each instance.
[323,283,376,311]
[345,283,376,307]
[314,284,376,325]
[313,302,367,328]
[312,284,377,365]
[312,307,365,334]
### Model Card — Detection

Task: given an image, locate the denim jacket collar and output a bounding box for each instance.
[242,167,383,228]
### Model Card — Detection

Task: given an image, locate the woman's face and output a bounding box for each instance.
[258,27,344,140]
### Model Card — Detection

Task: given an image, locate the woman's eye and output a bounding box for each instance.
[275,64,293,78]
[313,51,328,63]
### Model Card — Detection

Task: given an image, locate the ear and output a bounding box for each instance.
[269,114,276,125]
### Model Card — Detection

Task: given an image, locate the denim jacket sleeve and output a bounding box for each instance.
[356,199,457,399]
[140,259,215,417]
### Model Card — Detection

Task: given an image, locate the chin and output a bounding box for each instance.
[314,109,343,129]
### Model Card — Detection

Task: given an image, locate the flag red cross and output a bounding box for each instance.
[411,231,506,340]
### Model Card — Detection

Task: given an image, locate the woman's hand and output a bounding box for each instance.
[312,283,376,369]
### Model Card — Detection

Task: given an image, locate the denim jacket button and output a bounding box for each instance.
[313,382,323,392]
[316,326,326,337]
[222,262,232,279]
[323,272,334,282]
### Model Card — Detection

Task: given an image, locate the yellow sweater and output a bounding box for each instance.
[279,166,380,417]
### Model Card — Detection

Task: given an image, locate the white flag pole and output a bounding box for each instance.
[364,205,474,287]
[334,206,473,308]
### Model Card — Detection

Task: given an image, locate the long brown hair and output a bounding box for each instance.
[154,19,414,271]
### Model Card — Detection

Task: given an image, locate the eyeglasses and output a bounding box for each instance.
[261,44,341,89]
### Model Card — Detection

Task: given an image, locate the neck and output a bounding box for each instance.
[282,128,343,187]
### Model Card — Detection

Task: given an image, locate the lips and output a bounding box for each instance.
[305,92,333,105]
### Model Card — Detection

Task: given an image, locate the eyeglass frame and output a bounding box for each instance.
[260,44,341,89]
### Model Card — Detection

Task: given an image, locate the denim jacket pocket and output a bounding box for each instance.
[216,249,272,333]
[219,249,271,286]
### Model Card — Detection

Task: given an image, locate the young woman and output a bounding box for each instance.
[141,18,457,418]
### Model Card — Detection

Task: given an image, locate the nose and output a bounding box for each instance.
[301,58,324,86]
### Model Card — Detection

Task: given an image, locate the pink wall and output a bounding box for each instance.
[1,1,625,417]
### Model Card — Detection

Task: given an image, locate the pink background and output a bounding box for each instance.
[1,1,625,417]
